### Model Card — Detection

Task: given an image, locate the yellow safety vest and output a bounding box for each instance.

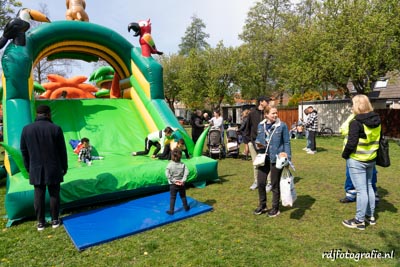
[348,124,381,161]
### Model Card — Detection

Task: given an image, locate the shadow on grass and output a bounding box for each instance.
[203,199,217,207]
[342,230,400,256]
[316,147,328,153]
[294,176,303,184]
[213,175,232,184]
[288,194,316,220]
[376,187,398,214]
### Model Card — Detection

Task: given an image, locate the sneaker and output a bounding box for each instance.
[98,156,104,160]
[265,183,272,193]
[267,209,280,217]
[131,152,137,156]
[365,216,376,225]
[253,206,267,215]
[342,218,365,230]
[184,206,190,212]
[307,150,316,154]
[302,147,309,151]
[249,182,258,190]
[37,222,45,231]
[166,210,174,215]
[52,219,62,229]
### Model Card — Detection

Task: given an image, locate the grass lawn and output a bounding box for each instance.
[0,137,399,266]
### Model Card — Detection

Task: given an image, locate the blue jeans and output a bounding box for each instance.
[347,158,375,222]
[305,130,310,148]
[345,164,377,201]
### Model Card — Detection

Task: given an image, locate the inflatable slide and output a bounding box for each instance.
[1,21,218,226]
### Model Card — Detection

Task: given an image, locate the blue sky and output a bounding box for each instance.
[21,0,256,55]
[18,0,256,77]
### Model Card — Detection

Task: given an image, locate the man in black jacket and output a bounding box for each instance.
[191,109,205,144]
[244,96,270,190]
[20,105,68,231]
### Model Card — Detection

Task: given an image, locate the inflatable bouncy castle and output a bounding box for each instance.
[1,20,217,226]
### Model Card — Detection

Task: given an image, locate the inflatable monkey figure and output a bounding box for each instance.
[66,0,89,22]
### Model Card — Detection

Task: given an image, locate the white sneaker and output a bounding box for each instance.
[307,150,316,154]
[302,147,309,151]
[131,152,137,156]
[98,156,104,160]
[266,183,272,193]
[249,182,258,190]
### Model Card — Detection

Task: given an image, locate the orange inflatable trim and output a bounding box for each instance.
[39,74,98,99]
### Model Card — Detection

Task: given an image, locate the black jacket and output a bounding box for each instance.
[243,108,264,142]
[342,112,381,159]
[191,115,204,143]
[20,116,68,185]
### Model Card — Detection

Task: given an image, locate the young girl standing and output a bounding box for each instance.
[165,148,190,215]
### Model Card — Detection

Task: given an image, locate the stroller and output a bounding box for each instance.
[207,126,224,159]
[226,125,239,158]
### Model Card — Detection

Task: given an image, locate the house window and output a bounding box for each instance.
[374,79,388,89]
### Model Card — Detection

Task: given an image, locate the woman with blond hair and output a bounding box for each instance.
[342,95,381,230]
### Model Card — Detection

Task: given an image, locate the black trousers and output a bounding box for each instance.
[136,137,161,156]
[169,184,187,201]
[308,131,317,151]
[257,161,283,210]
[34,184,61,223]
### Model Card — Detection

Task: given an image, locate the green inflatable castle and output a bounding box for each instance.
[1,21,217,226]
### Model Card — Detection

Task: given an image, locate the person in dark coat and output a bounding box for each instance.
[191,109,205,144]
[20,105,68,231]
[243,96,270,190]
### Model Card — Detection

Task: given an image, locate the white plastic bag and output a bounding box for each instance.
[253,153,266,167]
[280,167,297,207]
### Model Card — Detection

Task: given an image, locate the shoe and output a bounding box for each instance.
[302,147,309,151]
[267,209,280,217]
[254,206,267,215]
[87,161,92,166]
[166,210,174,215]
[52,219,62,229]
[365,216,376,225]
[342,218,365,230]
[340,197,355,203]
[37,222,45,231]
[265,183,272,193]
[307,150,316,154]
[249,182,258,190]
[131,152,137,156]
[98,156,104,160]
[184,206,190,212]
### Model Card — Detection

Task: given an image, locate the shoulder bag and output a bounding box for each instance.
[376,135,390,167]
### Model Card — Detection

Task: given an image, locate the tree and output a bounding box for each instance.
[317,0,400,95]
[160,54,186,112]
[0,0,21,30]
[238,0,293,99]
[279,0,400,97]
[199,42,238,110]
[178,14,210,56]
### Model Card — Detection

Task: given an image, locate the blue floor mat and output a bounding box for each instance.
[63,191,213,251]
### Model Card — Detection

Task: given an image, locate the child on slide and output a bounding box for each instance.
[74,137,104,165]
